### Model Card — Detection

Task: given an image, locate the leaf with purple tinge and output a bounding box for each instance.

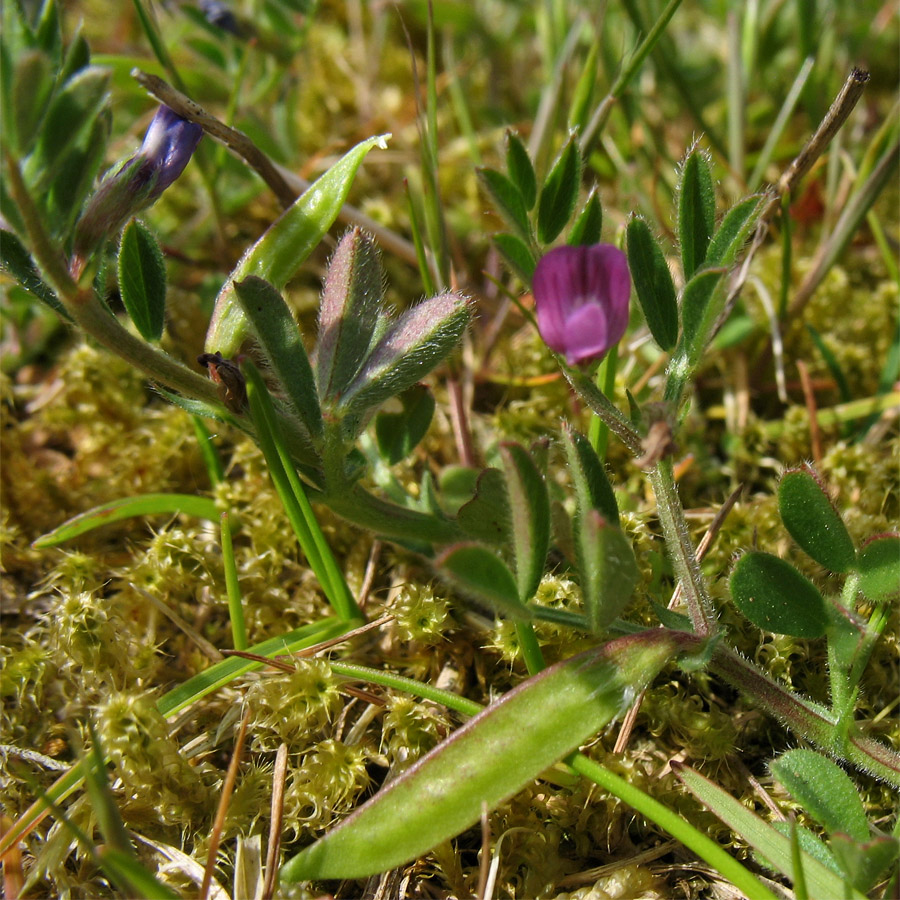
[336,291,471,434]
[281,632,678,882]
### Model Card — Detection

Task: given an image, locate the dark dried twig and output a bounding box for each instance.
[261,743,288,900]
[713,68,870,339]
[200,708,251,900]
[132,69,419,265]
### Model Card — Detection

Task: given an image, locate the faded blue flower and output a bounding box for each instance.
[532,243,630,366]
[72,105,203,275]
[137,105,204,198]
[199,0,242,36]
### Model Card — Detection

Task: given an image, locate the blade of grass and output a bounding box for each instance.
[219,511,247,650]
[806,324,851,404]
[748,56,815,191]
[16,759,180,899]
[675,763,866,899]
[584,0,703,160]
[83,727,137,859]
[406,177,437,297]
[740,0,760,80]
[243,362,362,623]
[191,416,225,487]
[787,138,899,321]
[404,5,451,290]
[32,494,220,547]
[727,9,745,181]
[130,0,186,92]
[530,18,582,177]
[515,623,546,676]
[778,193,793,318]
[572,755,780,900]
[443,37,481,167]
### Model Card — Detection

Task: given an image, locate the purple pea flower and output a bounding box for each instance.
[137,105,205,198]
[532,243,631,366]
[72,105,203,276]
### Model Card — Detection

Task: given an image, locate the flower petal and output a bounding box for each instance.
[532,243,631,365]
[561,302,611,365]
[140,105,204,195]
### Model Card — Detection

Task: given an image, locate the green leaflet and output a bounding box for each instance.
[778,468,856,573]
[281,631,677,881]
[730,551,828,637]
[118,219,166,341]
[205,134,388,355]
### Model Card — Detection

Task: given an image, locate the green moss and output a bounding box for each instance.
[246,660,343,753]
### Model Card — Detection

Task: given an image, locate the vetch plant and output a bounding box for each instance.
[2,2,898,898]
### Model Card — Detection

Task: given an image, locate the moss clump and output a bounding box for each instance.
[95,691,213,826]
[246,660,343,753]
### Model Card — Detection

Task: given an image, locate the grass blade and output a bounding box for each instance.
[32,494,220,547]
[243,361,362,623]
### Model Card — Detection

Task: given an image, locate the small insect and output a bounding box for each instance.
[198,352,247,414]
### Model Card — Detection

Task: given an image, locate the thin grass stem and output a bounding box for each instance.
[515,623,546,676]
[748,56,815,192]
[220,512,247,651]
[244,363,362,623]
[567,754,780,900]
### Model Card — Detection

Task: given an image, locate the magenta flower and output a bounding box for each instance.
[532,244,631,366]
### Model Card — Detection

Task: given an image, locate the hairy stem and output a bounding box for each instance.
[561,365,643,457]
[707,641,900,788]
[71,291,221,403]
[648,461,716,635]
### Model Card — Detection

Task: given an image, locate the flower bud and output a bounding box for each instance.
[72,105,203,276]
[137,105,204,197]
[532,243,631,366]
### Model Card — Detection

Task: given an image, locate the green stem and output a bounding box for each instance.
[244,364,362,623]
[7,153,222,402]
[567,753,779,900]
[560,364,643,457]
[191,417,225,487]
[648,460,715,634]
[827,573,860,729]
[708,642,900,787]
[527,604,591,630]
[72,291,221,403]
[515,622,546,676]
[588,345,618,458]
[331,662,482,717]
[580,0,685,155]
[4,153,76,296]
[219,511,247,651]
